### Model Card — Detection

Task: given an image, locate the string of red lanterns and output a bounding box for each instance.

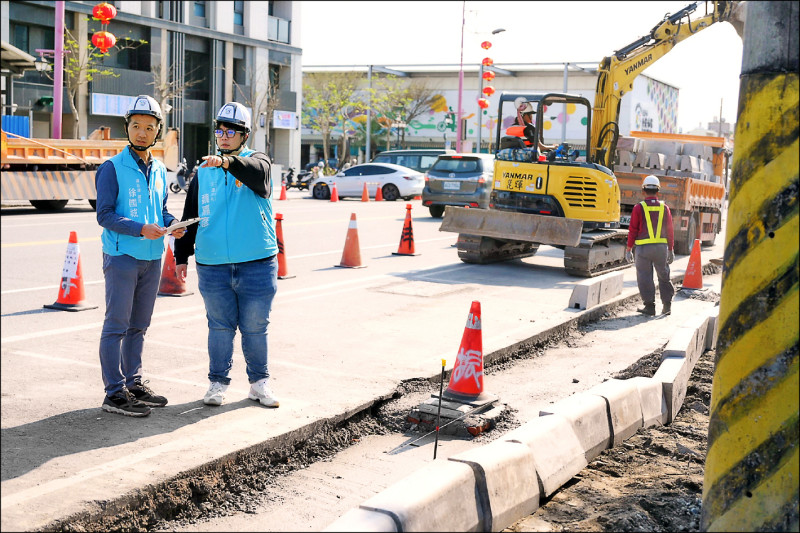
[479,40,495,110]
[91,2,117,54]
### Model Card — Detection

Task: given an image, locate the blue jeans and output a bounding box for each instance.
[197,257,278,385]
[99,253,162,397]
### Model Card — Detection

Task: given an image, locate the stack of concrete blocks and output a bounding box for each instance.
[325,306,720,532]
[568,271,625,310]
[613,136,718,183]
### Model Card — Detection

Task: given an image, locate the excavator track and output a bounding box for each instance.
[456,234,539,264]
[563,229,631,277]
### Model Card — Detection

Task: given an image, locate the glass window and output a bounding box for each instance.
[431,158,480,173]
[234,1,244,25]
[194,1,206,17]
[12,24,29,54]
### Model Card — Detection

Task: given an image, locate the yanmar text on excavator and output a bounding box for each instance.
[439,0,741,277]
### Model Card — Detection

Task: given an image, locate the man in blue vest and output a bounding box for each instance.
[96,95,186,417]
[174,102,279,409]
[625,175,675,316]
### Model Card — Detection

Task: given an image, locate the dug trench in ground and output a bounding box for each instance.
[47,266,721,532]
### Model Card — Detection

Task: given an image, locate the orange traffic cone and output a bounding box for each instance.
[335,213,366,268]
[361,182,370,202]
[44,231,98,311]
[393,204,419,256]
[279,183,287,201]
[275,213,295,279]
[330,182,339,202]
[374,183,384,202]
[681,239,703,289]
[443,301,491,402]
[158,237,193,296]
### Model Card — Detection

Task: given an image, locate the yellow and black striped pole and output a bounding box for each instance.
[701,2,799,531]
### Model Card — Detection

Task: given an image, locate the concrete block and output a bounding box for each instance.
[616,150,635,166]
[633,150,651,168]
[616,136,638,152]
[642,140,681,155]
[663,314,709,368]
[706,306,720,351]
[614,164,634,173]
[568,280,600,310]
[359,459,480,532]
[502,414,588,497]
[450,440,540,531]
[324,507,399,532]
[587,379,643,446]
[598,271,624,303]
[539,393,611,462]
[648,152,667,170]
[683,143,713,161]
[679,154,700,173]
[665,153,681,170]
[629,376,667,427]
[653,355,691,424]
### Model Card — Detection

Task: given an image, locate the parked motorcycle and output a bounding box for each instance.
[285,168,315,191]
[168,158,197,193]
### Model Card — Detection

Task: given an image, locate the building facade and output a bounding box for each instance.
[1,0,303,172]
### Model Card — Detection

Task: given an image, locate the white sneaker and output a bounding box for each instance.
[203,382,228,406]
[248,378,280,408]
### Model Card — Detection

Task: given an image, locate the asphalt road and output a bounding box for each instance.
[0,191,726,531]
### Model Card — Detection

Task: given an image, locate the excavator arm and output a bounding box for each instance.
[590,1,741,167]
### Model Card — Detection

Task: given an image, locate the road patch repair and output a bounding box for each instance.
[326,298,720,531]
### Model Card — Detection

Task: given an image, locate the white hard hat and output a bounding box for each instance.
[318,161,325,167]
[215,102,251,132]
[125,95,163,123]
[642,175,660,189]
[520,102,535,115]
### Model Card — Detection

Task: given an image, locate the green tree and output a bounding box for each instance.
[302,72,364,172]
[55,22,146,139]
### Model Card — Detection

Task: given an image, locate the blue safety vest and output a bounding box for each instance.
[101,148,167,260]
[195,148,277,264]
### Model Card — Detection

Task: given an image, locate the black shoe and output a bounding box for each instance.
[130,380,168,407]
[662,301,672,315]
[637,303,656,316]
[102,389,151,417]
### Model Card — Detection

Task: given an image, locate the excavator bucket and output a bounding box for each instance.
[439,206,583,247]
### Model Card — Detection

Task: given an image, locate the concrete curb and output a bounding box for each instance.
[325,304,720,532]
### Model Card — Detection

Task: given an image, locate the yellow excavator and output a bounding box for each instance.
[440,0,741,276]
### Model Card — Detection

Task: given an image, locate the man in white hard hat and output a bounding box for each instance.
[95,95,186,417]
[625,175,675,316]
[505,101,557,153]
[175,101,280,409]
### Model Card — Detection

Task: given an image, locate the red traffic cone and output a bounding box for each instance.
[374,183,384,202]
[443,301,490,402]
[330,182,339,202]
[393,204,419,256]
[158,237,193,296]
[681,239,703,289]
[275,213,295,279]
[279,183,288,201]
[335,213,366,268]
[361,182,370,202]
[44,231,98,311]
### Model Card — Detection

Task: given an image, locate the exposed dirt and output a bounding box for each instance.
[505,337,714,532]
[49,288,720,533]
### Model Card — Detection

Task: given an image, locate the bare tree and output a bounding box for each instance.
[230,65,281,152]
[397,80,441,146]
[148,63,203,139]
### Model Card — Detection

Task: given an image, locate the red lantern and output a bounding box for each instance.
[92,30,116,53]
[482,70,495,82]
[92,2,117,24]
[481,41,492,50]
[483,86,496,97]
[478,98,490,110]
[482,57,493,67]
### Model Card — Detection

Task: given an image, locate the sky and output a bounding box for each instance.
[299,1,744,134]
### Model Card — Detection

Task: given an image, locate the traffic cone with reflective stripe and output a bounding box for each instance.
[44,231,98,311]
[335,213,366,268]
[361,182,370,202]
[374,183,384,202]
[275,213,295,279]
[681,239,703,289]
[330,182,339,202]
[393,204,419,256]
[158,236,193,296]
[443,300,491,402]
[279,183,288,201]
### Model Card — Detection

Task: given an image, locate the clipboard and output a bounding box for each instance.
[166,217,201,234]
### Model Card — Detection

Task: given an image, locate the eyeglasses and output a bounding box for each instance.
[214,128,239,138]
